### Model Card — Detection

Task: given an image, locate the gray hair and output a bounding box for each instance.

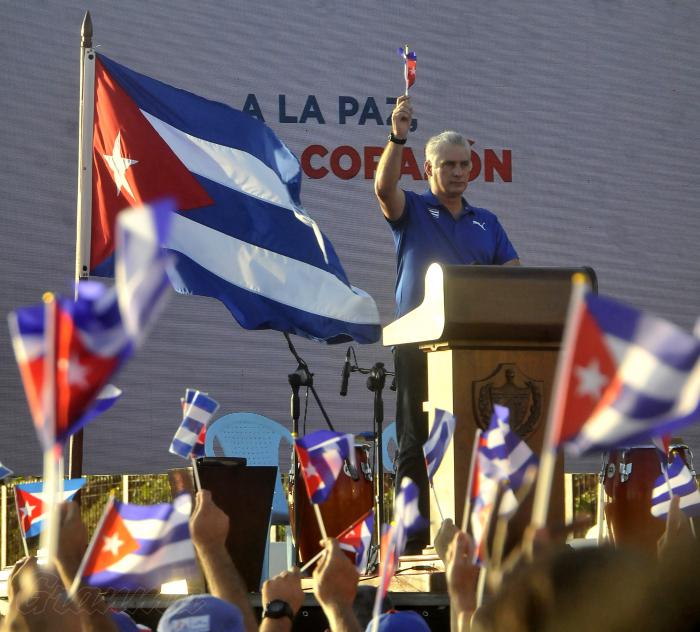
[425,130,470,164]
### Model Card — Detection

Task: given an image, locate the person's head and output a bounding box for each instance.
[157,594,244,632]
[424,131,472,201]
[365,610,431,632]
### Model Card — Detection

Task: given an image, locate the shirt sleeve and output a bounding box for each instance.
[385,189,412,231]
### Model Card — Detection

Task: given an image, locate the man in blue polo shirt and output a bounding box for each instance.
[375,95,519,553]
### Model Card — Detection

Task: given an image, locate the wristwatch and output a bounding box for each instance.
[388,132,407,145]
[262,599,295,621]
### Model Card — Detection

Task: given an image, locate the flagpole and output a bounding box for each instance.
[430,483,445,522]
[403,44,410,96]
[191,458,202,491]
[529,274,588,534]
[299,548,324,573]
[461,429,482,532]
[313,504,328,541]
[40,294,59,566]
[70,11,96,484]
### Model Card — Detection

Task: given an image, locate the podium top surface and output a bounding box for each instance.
[382,264,596,347]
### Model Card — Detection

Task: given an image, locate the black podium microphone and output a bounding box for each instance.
[339,347,352,396]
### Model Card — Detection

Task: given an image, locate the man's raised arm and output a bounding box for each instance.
[374,95,412,221]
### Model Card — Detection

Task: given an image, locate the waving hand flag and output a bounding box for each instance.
[371,478,426,624]
[169,390,219,460]
[470,406,537,562]
[8,203,170,448]
[651,454,700,519]
[295,430,355,504]
[8,283,129,449]
[14,479,86,538]
[88,54,380,344]
[75,494,196,591]
[337,509,374,573]
[553,291,700,455]
[423,409,456,481]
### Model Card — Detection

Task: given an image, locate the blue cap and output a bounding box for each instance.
[110,609,147,631]
[366,610,431,632]
[157,595,244,632]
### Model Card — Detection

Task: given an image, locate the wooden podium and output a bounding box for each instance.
[383,264,597,543]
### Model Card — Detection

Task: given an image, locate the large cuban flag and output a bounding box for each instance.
[90,54,380,344]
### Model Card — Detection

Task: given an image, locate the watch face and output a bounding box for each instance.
[268,601,286,615]
[264,600,293,620]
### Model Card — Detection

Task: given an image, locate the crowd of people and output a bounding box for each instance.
[2,490,700,631]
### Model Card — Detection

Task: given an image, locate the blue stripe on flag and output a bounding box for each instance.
[83,559,197,592]
[587,294,700,371]
[610,384,680,420]
[180,417,204,435]
[189,393,219,415]
[133,523,191,556]
[116,499,175,521]
[170,437,196,459]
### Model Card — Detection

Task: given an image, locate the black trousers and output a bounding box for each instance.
[393,344,430,551]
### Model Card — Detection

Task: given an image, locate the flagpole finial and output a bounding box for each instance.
[571,272,588,286]
[81,11,92,49]
[42,292,55,304]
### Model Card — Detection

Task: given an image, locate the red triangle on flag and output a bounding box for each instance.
[83,503,140,576]
[557,302,618,444]
[53,305,121,441]
[91,57,213,272]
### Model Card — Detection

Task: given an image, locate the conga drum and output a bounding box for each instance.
[603,447,665,552]
[289,445,373,564]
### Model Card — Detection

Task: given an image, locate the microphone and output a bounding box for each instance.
[340,347,352,396]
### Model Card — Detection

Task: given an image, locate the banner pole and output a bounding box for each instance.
[529,275,588,533]
[70,11,96,484]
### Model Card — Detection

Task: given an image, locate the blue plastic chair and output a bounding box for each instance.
[382,421,398,473]
[204,412,294,579]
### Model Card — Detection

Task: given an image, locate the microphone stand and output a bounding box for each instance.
[341,347,395,572]
[367,362,388,552]
[284,333,357,566]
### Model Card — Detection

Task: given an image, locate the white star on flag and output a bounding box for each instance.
[102,533,124,556]
[20,501,36,518]
[58,355,89,388]
[305,464,318,477]
[102,131,138,198]
[575,358,609,399]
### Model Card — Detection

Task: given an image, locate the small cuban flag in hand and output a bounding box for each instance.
[423,408,456,482]
[651,454,700,519]
[73,494,196,592]
[398,45,417,94]
[169,390,219,460]
[337,509,374,573]
[295,430,355,504]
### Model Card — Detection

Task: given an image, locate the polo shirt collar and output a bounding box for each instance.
[420,188,474,217]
